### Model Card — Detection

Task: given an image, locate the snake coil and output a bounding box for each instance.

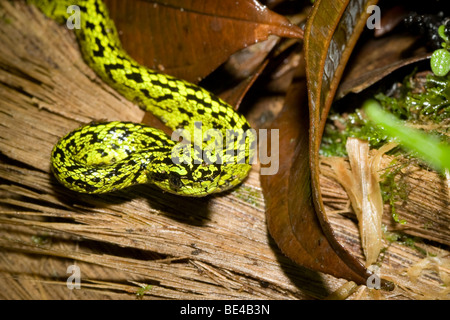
[30,0,254,196]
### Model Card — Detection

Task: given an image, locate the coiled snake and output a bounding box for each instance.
[29,0,254,196]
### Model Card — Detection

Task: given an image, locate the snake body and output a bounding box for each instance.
[29,0,254,196]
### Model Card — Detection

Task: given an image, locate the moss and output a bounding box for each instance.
[383,227,427,256]
[321,110,389,157]
[379,159,409,224]
[321,71,450,158]
[378,73,450,123]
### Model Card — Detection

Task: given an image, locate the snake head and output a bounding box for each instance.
[146,161,251,197]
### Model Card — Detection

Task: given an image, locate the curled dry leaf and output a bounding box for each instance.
[261,78,369,285]
[321,139,397,266]
[265,0,390,287]
[302,0,390,285]
[104,0,303,83]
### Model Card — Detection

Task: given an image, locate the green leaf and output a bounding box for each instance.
[430,48,450,77]
[438,24,449,43]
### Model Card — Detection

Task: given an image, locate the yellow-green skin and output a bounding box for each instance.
[30,0,254,196]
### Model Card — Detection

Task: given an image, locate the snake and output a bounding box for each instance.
[28,0,255,197]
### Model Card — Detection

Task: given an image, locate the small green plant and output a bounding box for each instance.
[136,284,153,299]
[430,24,450,76]
[383,228,427,256]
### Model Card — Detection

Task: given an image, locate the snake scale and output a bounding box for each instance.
[29,0,255,197]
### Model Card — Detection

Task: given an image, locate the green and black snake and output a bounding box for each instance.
[29,0,255,196]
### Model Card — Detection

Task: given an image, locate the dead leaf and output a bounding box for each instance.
[104,0,303,83]
[321,139,397,266]
[261,75,368,284]
[337,34,431,99]
[303,0,394,286]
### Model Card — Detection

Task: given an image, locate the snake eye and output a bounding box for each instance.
[168,173,182,191]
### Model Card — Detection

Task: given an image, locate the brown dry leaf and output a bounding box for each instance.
[336,2,433,99]
[302,0,384,285]
[265,0,385,287]
[337,34,430,99]
[321,139,397,266]
[104,0,303,83]
[261,77,369,285]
